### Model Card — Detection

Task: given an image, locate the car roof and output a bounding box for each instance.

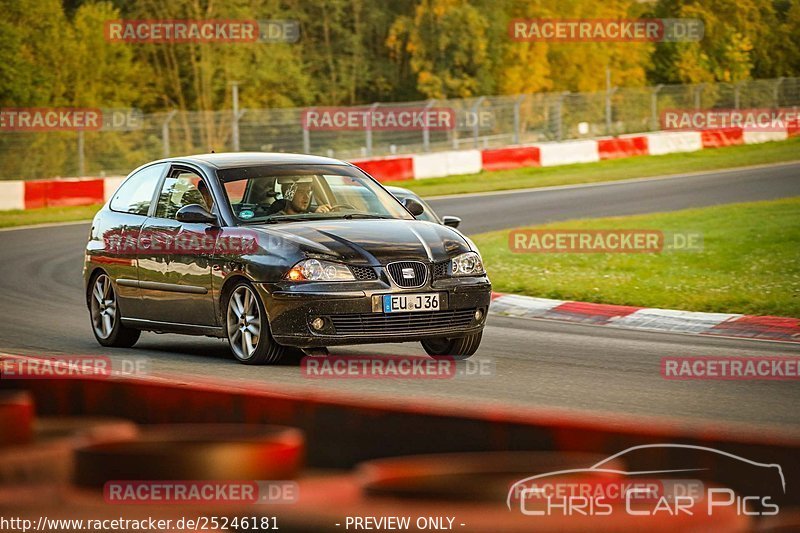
[169,152,349,169]
[384,185,415,197]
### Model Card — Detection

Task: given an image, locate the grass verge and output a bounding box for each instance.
[0,204,101,229]
[473,197,800,318]
[387,136,800,197]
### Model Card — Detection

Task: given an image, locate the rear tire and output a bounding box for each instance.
[225,281,286,365]
[421,331,482,360]
[89,272,140,348]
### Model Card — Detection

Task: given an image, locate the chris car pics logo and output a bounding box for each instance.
[507,444,784,518]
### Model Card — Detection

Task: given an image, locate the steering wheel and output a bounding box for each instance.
[326,204,358,212]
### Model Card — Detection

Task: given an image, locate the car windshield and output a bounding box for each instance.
[217,164,414,224]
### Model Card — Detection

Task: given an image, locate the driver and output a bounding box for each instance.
[277,180,331,215]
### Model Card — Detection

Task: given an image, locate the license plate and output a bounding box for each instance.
[383,293,440,313]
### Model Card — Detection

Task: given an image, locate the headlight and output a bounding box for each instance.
[450,251,485,276]
[285,259,355,281]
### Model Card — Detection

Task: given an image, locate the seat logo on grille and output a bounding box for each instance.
[402,267,415,279]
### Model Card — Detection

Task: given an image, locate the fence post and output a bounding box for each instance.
[365,102,379,157]
[774,77,784,108]
[555,92,569,141]
[605,67,613,134]
[734,83,741,109]
[650,85,664,131]
[231,81,240,151]
[77,130,85,176]
[694,84,704,109]
[161,110,177,158]
[422,99,435,152]
[513,95,524,145]
[471,96,485,149]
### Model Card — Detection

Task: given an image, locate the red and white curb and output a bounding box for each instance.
[489,292,800,343]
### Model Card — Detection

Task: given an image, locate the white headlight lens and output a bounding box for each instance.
[450,251,485,276]
[287,259,356,281]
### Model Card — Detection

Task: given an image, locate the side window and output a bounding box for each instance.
[155,170,209,219]
[109,163,167,215]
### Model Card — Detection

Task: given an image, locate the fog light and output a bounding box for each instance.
[311,317,325,331]
[474,309,484,322]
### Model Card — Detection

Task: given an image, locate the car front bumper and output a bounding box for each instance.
[255,277,491,348]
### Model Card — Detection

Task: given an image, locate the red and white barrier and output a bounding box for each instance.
[643,131,703,155]
[0,181,25,211]
[701,128,744,148]
[412,150,482,179]
[480,146,540,171]
[536,140,599,166]
[742,130,789,144]
[598,136,649,160]
[350,156,414,182]
[2,124,796,211]
[24,178,106,209]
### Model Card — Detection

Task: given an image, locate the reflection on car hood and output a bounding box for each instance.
[247,219,470,263]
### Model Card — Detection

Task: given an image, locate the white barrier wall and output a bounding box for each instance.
[743,130,789,144]
[413,150,482,179]
[103,176,126,202]
[0,181,25,211]
[536,140,599,167]
[645,131,703,155]
[412,152,450,179]
[445,150,482,176]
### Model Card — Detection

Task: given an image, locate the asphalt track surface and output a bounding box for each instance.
[1,163,799,433]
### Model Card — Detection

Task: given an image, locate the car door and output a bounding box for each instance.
[136,166,218,326]
[99,162,168,319]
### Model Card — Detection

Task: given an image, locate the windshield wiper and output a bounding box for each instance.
[244,215,317,224]
[339,213,393,220]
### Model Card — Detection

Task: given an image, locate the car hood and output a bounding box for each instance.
[247,219,471,264]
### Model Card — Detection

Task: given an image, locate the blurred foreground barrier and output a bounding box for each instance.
[0,390,34,445]
[1,351,798,509]
[73,424,304,487]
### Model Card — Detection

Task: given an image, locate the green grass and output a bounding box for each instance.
[388,136,800,197]
[0,204,101,228]
[473,197,800,318]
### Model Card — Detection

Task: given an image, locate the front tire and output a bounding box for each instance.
[421,331,482,360]
[225,281,286,365]
[89,273,140,348]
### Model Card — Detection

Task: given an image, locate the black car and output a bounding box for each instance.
[384,186,462,228]
[83,153,491,365]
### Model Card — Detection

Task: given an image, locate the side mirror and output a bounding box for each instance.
[442,215,461,228]
[403,197,425,217]
[176,204,217,224]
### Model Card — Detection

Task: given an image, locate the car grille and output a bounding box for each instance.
[330,309,476,335]
[432,260,450,279]
[386,261,428,288]
[349,265,378,281]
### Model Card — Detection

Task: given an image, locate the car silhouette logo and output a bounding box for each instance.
[402,268,415,279]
